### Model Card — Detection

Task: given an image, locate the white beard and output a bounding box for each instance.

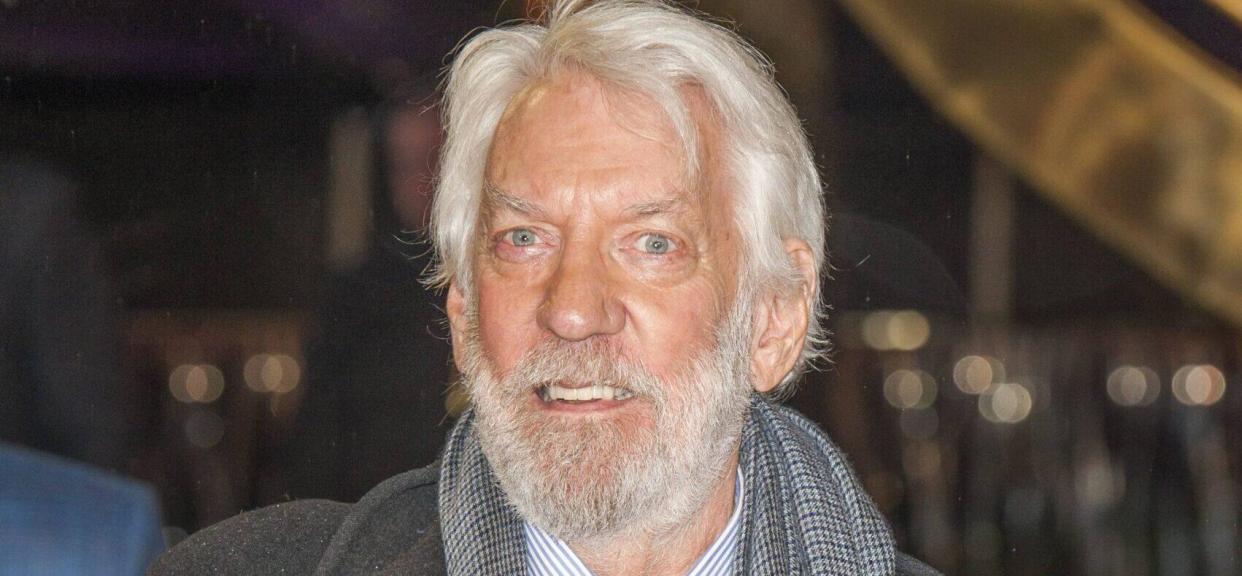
[458,295,755,541]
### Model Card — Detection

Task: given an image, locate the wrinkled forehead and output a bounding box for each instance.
[485,72,723,206]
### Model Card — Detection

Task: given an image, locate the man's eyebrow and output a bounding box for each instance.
[483,183,545,218]
[627,196,689,217]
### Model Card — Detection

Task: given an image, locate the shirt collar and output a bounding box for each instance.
[524,467,745,576]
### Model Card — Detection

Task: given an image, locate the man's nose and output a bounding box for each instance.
[537,242,624,341]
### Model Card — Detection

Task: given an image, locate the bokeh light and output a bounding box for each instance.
[1076,456,1125,510]
[953,355,1005,395]
[243,353,302,394]
[185,409,226,449]
[168,364,225,403]
[979,381,1033,424]
[1105,365,1160,407]
[1171,364,1226,406]
[889,311,932,351]
[884,369,937,410]
[861,310,931,351]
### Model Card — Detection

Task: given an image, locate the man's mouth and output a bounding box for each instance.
[537,383,635,404]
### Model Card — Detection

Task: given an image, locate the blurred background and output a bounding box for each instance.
[1,0,1239,574]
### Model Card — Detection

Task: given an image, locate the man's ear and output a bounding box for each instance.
[446,282,469,371]
[749,238,816,393]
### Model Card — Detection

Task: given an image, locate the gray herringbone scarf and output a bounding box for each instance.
[438,395,897,575]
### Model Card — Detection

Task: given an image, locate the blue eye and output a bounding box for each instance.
[638,233,674,254]
[505,228,539,246]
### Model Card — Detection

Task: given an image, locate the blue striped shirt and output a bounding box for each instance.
[525,469,745,576]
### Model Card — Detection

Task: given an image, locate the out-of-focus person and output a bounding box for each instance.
[0,442,164,576]
[0,155,138,472]
[279,86,453,502]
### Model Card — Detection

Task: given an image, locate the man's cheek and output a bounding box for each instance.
[476,300,540,375]
[629,297,717,366]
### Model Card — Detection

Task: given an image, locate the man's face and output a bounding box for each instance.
[472,77,740,385]
[447,74,755,538]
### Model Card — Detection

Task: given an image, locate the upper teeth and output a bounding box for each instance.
[543,384,634,402]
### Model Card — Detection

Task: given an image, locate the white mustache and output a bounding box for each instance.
[500,339,667,403]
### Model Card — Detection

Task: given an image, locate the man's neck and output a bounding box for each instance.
[568,454,740,576]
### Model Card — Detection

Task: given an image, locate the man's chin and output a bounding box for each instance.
[487,424,660,538]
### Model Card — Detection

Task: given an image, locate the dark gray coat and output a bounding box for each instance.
[149,464,940,575]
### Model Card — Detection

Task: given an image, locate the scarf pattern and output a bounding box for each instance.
[735,397,896,575]
[439,395,896,575]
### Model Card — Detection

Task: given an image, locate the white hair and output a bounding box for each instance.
[430,0,827,393]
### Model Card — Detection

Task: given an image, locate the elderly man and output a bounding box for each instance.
[152,1,938,574]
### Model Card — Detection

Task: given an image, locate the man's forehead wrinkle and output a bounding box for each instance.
[483,71,718,235]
